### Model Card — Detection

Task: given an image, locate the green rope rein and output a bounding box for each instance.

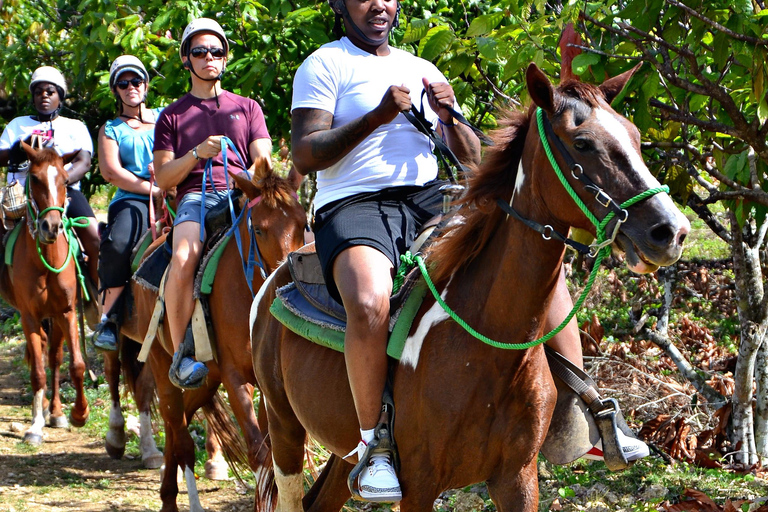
[397,107,669,350]
[31,204,92,301]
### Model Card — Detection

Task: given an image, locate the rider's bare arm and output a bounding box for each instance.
[423,78,481,169]
[291,85,410,175]
[98,125,158,196]
[65,149,92,185]
[154,135,224,190]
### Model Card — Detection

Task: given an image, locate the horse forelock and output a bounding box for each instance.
[556,80,604,111]
[426,108,532,284]
[250,172,299,211]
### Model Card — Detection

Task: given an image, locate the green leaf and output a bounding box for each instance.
[477,36,498,60]
[402,18,431,44]
[419,26,454,62]
[571,53,600,76]
[466,12,504,37]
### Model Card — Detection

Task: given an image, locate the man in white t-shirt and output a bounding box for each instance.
[291,0,480,501]
[0,66,100,323]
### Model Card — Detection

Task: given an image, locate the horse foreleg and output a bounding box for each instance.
[204,427,228,480]
[60,312,89,427]
[21,315,47,444]
[103,349,126,459]
[47,327,68,428]
[303,454,353,512]
[486,459,540,512]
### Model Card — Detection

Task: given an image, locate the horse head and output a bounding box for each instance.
[21,141,72,244]
[229,158,307,275]
[524,63,690,273]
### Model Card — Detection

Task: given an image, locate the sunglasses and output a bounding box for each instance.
[116,78,145,90]
[189,46,226,59]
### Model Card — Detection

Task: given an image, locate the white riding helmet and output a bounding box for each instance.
[179,18,229,60]
[109,55,149,89]
[29,66,68,97]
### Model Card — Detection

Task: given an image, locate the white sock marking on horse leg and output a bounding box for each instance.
[27,389,46,437]
[274,460,303,512]
[400,276,453,370]
[139,411,162,460]
[594,108,660,189]
[106,403,126,449]
[185,466,204,512]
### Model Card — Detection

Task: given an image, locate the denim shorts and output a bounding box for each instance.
[174,191,228,227]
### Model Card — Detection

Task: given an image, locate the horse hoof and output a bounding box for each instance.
[105,440,126,460]
[204,459,229,480]
[48,415,69,429]
[143,451,164,469]
[23,432,43,445]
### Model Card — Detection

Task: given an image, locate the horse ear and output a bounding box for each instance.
[526,63,555,114]
[20,141,38,159]
[599,63,642,105]
[229,170,260,199]
[559,23,583,83]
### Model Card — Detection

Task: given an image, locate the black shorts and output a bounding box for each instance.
[66,187,95,219]
[314,179,445,304]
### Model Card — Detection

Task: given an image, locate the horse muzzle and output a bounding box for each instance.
[613,194,690,274]
[37,217,64,244]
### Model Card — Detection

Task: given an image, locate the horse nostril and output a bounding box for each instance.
[677,231,687,246]
[649,224,675,247]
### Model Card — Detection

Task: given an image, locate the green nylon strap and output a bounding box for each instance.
[401,108,669,350]
[32,205,92,302]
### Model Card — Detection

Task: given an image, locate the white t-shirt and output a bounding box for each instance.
[292,37,456,210]
[0,115,93,190]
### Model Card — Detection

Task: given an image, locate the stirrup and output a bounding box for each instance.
[545,346,631,471]
[347,390,400,500]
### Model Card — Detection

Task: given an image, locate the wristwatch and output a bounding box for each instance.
[192,146,202,160]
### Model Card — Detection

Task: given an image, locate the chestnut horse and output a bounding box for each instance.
[250,63,690,511]
[126,159,306,512]
[0,143,90,444]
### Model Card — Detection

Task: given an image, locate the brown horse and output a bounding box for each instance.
[0,142,90,445]
[125,159,306,512]
[250,62,691,512]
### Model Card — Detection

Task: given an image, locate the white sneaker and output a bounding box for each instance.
[358,452,402,502]
[582,430,650,462]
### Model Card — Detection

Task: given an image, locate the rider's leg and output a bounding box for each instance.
[333,245,401,502]
[545,265,648,463]
[165,220,207,388]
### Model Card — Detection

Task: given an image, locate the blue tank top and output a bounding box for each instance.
[103,107,163,204]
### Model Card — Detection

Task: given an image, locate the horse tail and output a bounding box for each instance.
[119,338,158,418]
[202,392,251,483]
[254,452,277,512]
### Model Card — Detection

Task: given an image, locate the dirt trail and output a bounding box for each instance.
[0,338,253,512]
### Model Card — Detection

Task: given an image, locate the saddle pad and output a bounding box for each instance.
[270,278,428,360]
[133,239,172,293]
[195,232,232,298]
[130,230,155,274]
[4,221,23,267]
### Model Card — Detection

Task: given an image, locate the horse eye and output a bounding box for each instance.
[573,139,593,152]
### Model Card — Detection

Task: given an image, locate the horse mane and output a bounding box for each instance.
[426,107,533,284]
[426,79,606,284]
[247,164,298,210]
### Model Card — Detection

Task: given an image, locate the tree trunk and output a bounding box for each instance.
[755,342,768,457]
[729,213,768,465]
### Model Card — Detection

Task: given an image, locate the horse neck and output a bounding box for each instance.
[449,136,572,344]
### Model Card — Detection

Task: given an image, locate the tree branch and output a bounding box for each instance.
[665,0,768,46]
